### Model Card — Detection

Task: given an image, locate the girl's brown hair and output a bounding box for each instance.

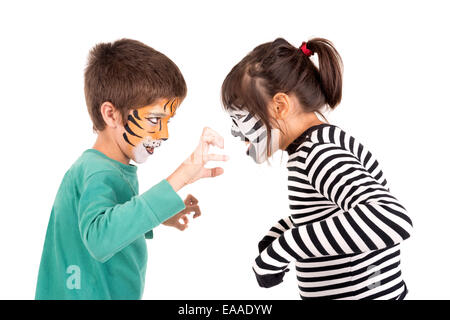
[221,37,343,151]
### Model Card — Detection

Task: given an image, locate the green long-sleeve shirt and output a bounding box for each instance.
[35,149,185,300]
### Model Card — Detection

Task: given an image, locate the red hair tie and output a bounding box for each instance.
[300,42,313,57]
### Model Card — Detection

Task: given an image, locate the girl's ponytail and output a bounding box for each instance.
[306,38,343,109]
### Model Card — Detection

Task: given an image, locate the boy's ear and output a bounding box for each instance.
[100,102,121,128]
[270,93,290,120]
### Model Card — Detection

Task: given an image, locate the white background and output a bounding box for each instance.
[0,0,449,300]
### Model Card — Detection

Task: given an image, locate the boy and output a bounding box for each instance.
[35,39,228,299]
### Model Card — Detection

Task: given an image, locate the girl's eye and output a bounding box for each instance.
[146,117,159,125]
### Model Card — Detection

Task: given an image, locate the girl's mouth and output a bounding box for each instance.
[246,142,251,155]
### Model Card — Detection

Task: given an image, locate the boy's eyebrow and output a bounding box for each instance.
[146,112,170,117]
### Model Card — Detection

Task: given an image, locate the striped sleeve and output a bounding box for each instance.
[253,143,413,275]
[258,217,295,253]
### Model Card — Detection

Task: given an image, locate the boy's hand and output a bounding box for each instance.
[162,194,201,231]
[167,127,229,191]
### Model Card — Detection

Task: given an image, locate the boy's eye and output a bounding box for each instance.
[146,117,159,125]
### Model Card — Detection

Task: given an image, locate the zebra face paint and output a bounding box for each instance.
[122,98,179,164]
[228,109,280,164]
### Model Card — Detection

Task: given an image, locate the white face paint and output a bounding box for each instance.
[132,136,162,164]
[228,109,280,164]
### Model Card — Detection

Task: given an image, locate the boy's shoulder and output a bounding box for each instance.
[69,149,129,183]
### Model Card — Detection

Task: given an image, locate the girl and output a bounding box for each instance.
[221,38,413,300]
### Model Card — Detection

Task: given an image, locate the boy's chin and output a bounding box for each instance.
[132,145,156,164]
[133,156,148,164]
[133,152,150,164]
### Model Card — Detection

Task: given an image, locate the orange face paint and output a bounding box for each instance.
[123,97,180,163]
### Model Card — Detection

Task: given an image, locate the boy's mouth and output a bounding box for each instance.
[145,146,155,155]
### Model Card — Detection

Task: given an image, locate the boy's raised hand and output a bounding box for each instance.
[167,127,229,191]
[162,194,201,231]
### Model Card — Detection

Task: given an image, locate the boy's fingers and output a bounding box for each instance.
[203,167,224,178]
[185,205,200,216]
[193,211,201,218]
[190,205,201,218]
[181,215,189,225]
[184,194,198,205]
[175,219,188,231]
[205,154,229,162]
[201,127,224,149]
[181,205,201,218]
[202,136,224,150]
[190,195,198,205]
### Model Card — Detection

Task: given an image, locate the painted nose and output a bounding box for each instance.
[158,120,169,140]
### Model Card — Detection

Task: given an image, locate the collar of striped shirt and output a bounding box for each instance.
[285,123,336,155]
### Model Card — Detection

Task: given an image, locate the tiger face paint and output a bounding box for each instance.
[227,109,280,164]
[123,98,179,163]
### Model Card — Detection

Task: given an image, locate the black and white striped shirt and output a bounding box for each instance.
[253,124,413,299]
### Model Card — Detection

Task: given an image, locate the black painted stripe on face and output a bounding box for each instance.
[125,124,142,138]
[133,109,141,120]
[231,128,245,139]
[245,119,263,135]
[243,113,253,122]
[123,133,135,147]
[253,130,267,144]
[170,99,175,114]
[163,99,171,112]
[128,114,143,129]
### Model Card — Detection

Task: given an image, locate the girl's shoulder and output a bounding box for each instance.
[287,123,349,155]
[287,123,368,163]
[287,123,390,191]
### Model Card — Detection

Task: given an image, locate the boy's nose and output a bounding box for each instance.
[158,123,169,140]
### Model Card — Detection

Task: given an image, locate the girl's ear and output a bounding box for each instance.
[270,92,290,120]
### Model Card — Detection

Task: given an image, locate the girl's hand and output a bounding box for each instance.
[167,127,229,191]
[162,194,201,231]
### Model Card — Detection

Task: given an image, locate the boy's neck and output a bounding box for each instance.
[93,131,131,165]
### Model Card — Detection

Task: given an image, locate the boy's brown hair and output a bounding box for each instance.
[84,38,187,131]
